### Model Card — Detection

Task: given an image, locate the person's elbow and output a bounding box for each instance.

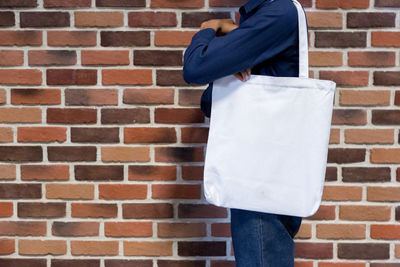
[182,63,209,85]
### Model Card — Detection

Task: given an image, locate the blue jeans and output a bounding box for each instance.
[230,208,302,267]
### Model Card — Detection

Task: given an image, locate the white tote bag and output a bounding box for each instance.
[203,0,336,217]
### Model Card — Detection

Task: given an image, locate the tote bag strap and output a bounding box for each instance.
[291,0,309,79]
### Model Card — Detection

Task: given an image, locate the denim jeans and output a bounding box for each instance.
[230,208,302,267]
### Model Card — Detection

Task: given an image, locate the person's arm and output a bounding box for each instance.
[182,5,298,85]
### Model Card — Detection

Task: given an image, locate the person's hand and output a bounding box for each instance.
[200,18,239,34]
[219,18,238,34]
[234,67,252,82]
[200,19,221,31]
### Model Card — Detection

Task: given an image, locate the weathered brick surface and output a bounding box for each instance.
[0,0,398,265]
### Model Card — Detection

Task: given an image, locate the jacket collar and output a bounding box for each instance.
[239,0,266,16]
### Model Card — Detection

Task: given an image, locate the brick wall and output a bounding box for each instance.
[0,0,399,266]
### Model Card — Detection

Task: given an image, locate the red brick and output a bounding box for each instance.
[181,127,209,143]
[47,69,97,85]
[347,12,395,28]
[0,0,36,7]
[374,71,400,86]
[338,243,389,259]
[0,239,14,255]
[155,108,205,123]
[327,148,366,163]
[71,203,117,218]
[305,205,336,220]
[81,50,129,65]
[319,71,369,87]
[0,202,13,217]
[370,148,400,163]
[123,88,174,105]
[96,0,144,7]
[65,88,118,105]
[294,242,333,259]
[0,30,42,46]
[101,147,150,162]
[322,185,362,201]
[105,222,152,237]
[316,0,370,9]
[178,89,203,106]
[342,167,391,183]
[316,223,366,239]
[48,31,96,47]
[367,186,400,202]
[52,222,99,237]
[158,222,206,238]
[0,221,46,236]
[152,184,202,199]
[372,32,400,47]
[375,0,400,7]
[315,32,366,48]
[178,204,228,218]
[0,50,24,66]
[71,241,118,256]
[19,239,66,255]
[348,51,395,67]
[124,127,177,143]
[47,108,97,124]
[0,69,42,85]
[46,184,94,200]
[178,241,225,256]
[102,69,152,85]
[128,11,177,27]
[0,107,42,123]
[309,51,342,67]
[155,31,196,47]
[101,108,150,124]
[47,146,96,162]
[339,205,391,221]
[101,31,150,47]
[306,11,342,29]
[0,165,15,180]
[99,184,147,199]
[11,89,50,108]
[70,127,117,144]
[134,50,182,66]
[18,126,66,143]
[182,165,204,181]
[0,183,41,198]
[128,165,177,181]
[124,241,173,256]
[155,146,204,162]
[18,202,66,218]
[150,0,203,8]
[75,11,123,27]
[370,224,400,239]
[211,223,231,237]
[20,12,69,27]
[318,263,366,267]
[123,203,173,219]
[28,50,76,66]
[44,0,91,7]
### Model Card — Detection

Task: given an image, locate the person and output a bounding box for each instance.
[182,0,305,266]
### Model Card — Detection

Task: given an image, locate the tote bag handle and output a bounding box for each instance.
[291,0,309,79]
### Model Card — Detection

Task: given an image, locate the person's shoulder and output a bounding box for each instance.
[255,0,298,28]
[257,0,298,19]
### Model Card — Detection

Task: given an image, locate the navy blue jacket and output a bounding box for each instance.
[183,0,307,118]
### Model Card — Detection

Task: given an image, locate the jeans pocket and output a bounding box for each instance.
[279,215,302,239]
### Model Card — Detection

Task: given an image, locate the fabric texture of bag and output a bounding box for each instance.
[203,0,336,217]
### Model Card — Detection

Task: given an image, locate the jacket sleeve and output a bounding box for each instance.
[182,4,298,85]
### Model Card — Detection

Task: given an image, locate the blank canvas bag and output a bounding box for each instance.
[203,0,336,217]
